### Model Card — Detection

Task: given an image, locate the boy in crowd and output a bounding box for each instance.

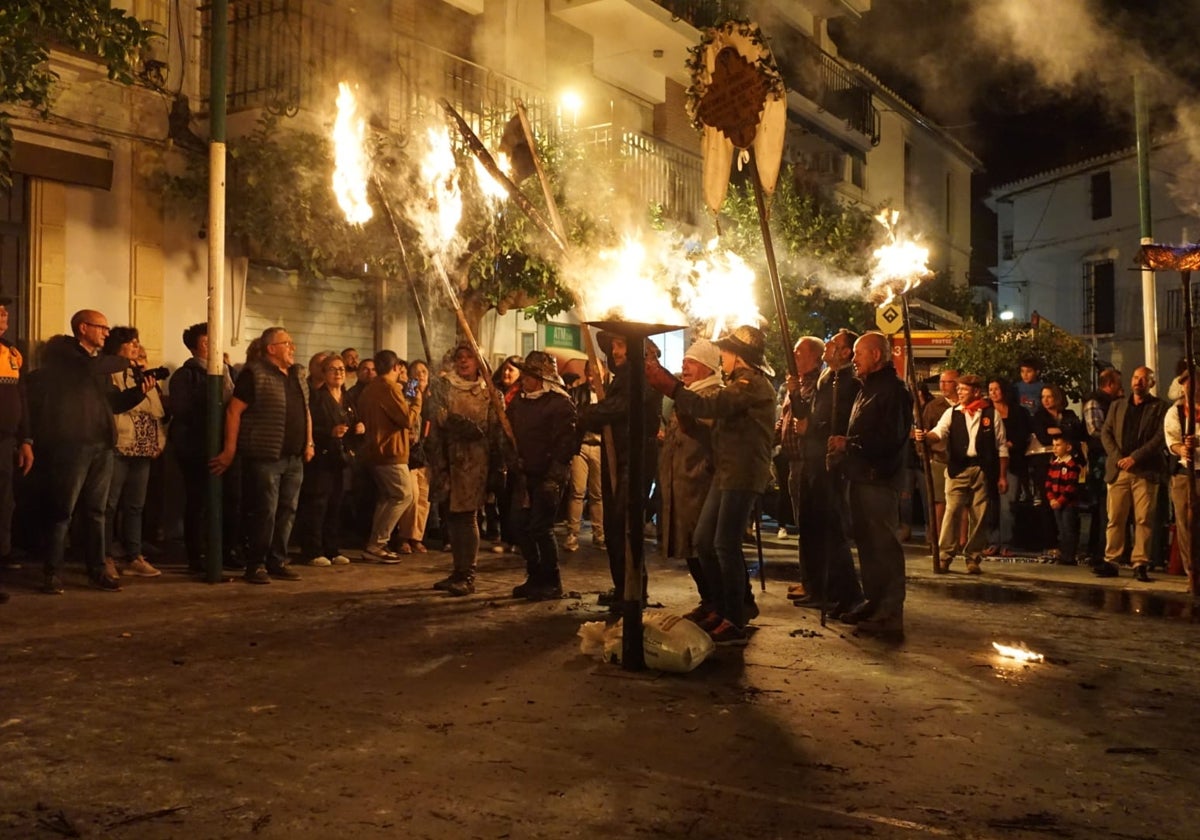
[1044,433,1082,565]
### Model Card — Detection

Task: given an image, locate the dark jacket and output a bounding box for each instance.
[0,338,30,440]
[508,388,577,482]
[310,386,358,469]
[946,406,1002,483]
[998,402,1031,475]
[1101,395,1167,483]
[843,366,913,484]
[27,335,140,448]
[671,364,776,492]
[1031,407,1084,449]
[235,360,310,461]
[580,361,662,490]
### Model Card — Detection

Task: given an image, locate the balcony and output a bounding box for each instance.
[582,126,704,226]
[782,36,880,148]
[650,0,745,28]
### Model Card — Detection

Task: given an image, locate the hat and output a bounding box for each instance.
[714,325,774,376]
[514,350,564,386]
[596,330,661,361]
[683,338,721,374]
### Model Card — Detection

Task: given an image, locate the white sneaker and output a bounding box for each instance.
[309,556,332,567]
[491,543,507,554]
[776,528,788,539]
[363,546,402,564]
[564,535,579,552]
[331,554,351,565]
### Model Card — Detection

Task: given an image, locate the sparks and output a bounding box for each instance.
[868,209,932,306]
[331,82,373,225]
[992,642,1044,663]
[672,238,762,339]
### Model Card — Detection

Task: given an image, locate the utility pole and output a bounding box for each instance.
[205,0,228,583]
[1135,73,1159,385]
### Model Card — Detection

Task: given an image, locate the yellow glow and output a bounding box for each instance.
[418,125,463,253]
[472,151,511,206]
[331,82,373,225]
[674,238,762,339]
[992,642,1045,663]
[560,90,583,126]
[868,209,932,306]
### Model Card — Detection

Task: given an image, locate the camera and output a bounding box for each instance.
[133,365,170,385]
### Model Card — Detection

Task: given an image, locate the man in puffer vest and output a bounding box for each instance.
[211,327,312,584]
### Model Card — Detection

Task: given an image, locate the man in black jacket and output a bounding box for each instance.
[827,331,912,640]
[30,310,153,593]
[508,351,577,600]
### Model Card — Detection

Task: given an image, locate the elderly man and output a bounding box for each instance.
[211,326,313,583]
[777,335,824,601]
[919,374,1008,575]
[827,332,912,640]
[1096,366,1167,581]
[357,349,422,564]
[30,310,150,593]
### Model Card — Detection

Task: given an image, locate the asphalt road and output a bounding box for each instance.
[1,536,1196,839]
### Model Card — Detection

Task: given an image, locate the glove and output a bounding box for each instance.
[644,359,680,398]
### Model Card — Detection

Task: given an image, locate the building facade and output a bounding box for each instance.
[987,136,1198,377]
[3,0,977,373]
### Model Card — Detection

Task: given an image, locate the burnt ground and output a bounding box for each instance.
[1,535,1198,840]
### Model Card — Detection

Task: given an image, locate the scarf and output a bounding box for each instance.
[961,398,989,418]
[687,372,723,393]
[520,382,569,400]
[446,370,483,392]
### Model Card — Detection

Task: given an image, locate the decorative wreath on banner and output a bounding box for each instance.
[685,20,786,136]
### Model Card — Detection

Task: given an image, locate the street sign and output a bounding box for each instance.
[876,302,904,335]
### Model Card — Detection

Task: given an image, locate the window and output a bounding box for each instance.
[1083,260,1115,334]
[1090,171,1112,220]
[1001,233,1014,261]
[850,155,865,189]
[520,331,536,355]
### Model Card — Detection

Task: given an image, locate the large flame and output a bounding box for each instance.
[472,151,511,207]
[331,82,373,225]
[868,209,932,306]
[992,642,1044,663]
[673,238,762,339]
[417,125,463,255]
[582,236,684,324]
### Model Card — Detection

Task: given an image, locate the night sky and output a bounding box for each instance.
[832,0,1200,187]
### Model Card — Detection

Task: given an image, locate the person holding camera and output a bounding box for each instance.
[296,353,363,566]
[356,349,422,564]
[103,326,168,579]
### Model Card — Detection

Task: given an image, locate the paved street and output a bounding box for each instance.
[1,535,1197,839]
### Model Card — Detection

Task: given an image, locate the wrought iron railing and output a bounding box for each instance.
[651,0,745,29]
[785,37,880,144]
[583,126,704,226]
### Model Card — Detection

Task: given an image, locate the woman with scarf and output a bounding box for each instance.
[645,326,777,646]
[426,343,504,596]
[659,339,724,615]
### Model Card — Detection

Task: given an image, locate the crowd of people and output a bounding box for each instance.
[1,304,1195,653]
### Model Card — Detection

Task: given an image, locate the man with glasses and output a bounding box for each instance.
[211,326,313,583]
[29,310,152,593]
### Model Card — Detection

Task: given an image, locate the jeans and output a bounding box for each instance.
[848,480,906,617]
[516,474,565,583]
[693,485,758,627]
[243,455,304,571]
[44,443,114,578]
[986,467,1019,548]
[106,454,152,559]
[1053,504,1080,562]
[369,463,413,549]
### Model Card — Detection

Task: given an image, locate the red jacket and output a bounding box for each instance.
[1045,456,1082,507]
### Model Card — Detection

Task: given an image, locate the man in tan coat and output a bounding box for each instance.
[357,349,422,563]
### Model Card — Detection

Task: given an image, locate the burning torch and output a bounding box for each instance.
[868,210,940,573]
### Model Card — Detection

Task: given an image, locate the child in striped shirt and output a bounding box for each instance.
[1045,434,1082,565]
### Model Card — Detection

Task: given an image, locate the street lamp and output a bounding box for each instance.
[559,90,582,129]
[999,309,1015,321]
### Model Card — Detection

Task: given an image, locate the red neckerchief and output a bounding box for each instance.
[961,398,989,418]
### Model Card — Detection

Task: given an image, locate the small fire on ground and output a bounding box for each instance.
[992,642,1044,663]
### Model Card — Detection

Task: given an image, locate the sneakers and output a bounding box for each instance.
[307,556,333,567]
[433,575,457,591]
[330,554,351,565]
[244,567,271,585]
[525,581,563,601]
[776,527,788,539]
[512,578,535,598]
[1132,564,1151,582]
[446,577,476,597]
[786,583,808,601]
[1092,561,1120,578]
[89,574,121,592]
[410,541,428,554]
[364,546,402,564]
[103,557,121,579]
[491,542,509,554]
[708,619,749,646]
[41,575,65,595]
[126,556,162,577]
[966,558,982,575]
[267,564,301,581]
[564,535,580,552]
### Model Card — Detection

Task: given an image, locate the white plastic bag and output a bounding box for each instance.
[578,614,715,673]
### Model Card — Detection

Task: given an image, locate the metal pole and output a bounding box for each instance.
[1182,270,1197,595]
[204,0,228,584]
[750,152,796,377]
[901,296,940,572]
[1135,74,1159,383]
[622,335,647,670]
